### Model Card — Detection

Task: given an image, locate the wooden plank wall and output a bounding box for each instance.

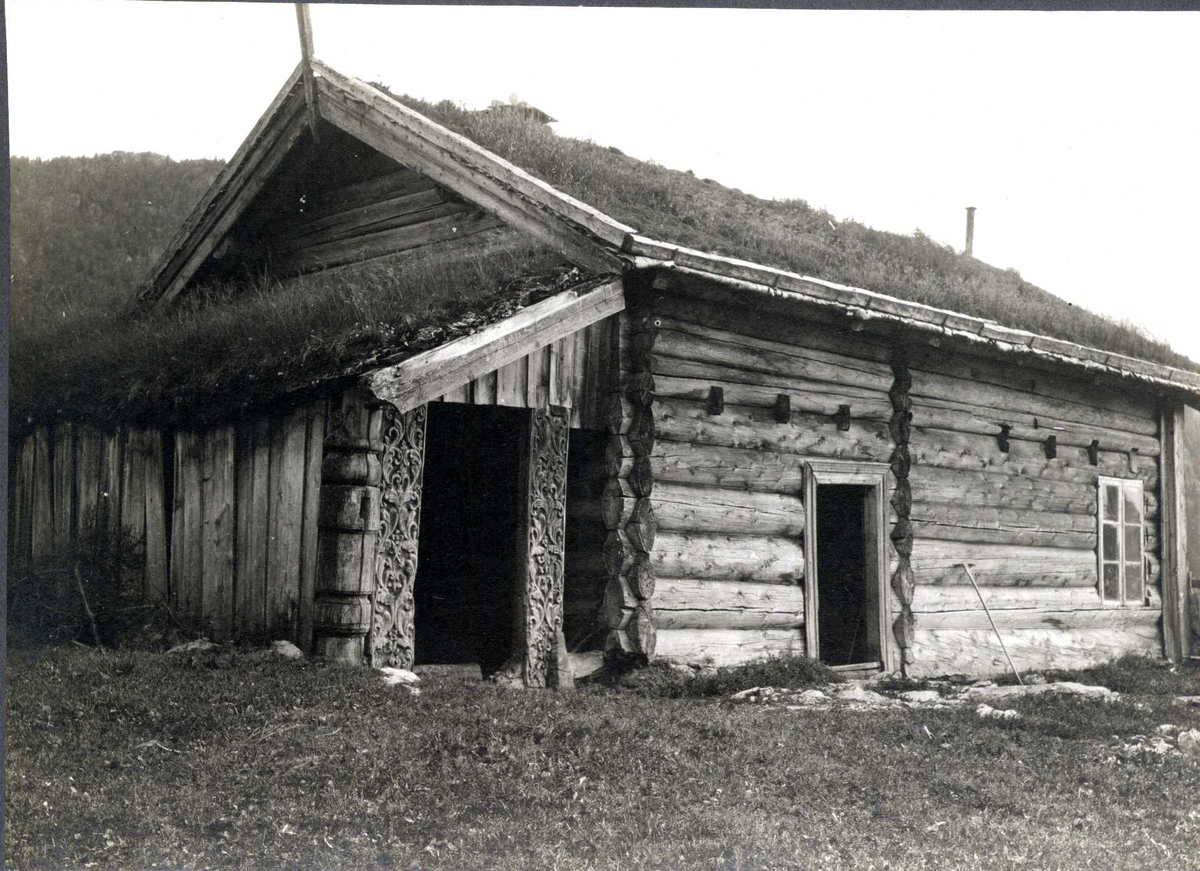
[8,423,169,601]
[431,314,618,430]
[642,286,897,669]
[171,402,325,643]
[8,400,325,648]
[904,346,1164,675]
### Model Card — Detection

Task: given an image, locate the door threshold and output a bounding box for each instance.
[828,661,883,679]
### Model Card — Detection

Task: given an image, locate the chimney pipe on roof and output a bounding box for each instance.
[965,206,976,257]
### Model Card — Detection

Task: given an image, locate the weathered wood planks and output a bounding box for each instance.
[267,408,309,638]
[653,578,805,630]
[201,427,236,640]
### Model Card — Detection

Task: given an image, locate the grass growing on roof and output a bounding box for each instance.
[11,240,576,430]
[384,90,1195,372]
[7,648,1200,870]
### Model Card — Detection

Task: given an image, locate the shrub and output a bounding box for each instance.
[7,516,161,649]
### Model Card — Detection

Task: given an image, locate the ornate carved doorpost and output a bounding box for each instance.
[369,403,427,668]
[495,406,571,688]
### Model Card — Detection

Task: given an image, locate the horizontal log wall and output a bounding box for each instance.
[644,284,898,668]
[432,313,618,431]
[9,402,325,648]
[906,345,1165,673]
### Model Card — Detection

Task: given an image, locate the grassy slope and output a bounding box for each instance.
[7,648,1200,871]
[390,92,1195,373]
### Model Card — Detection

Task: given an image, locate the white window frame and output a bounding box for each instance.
[1097,476,1146,606]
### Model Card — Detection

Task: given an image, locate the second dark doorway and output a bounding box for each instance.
[815,484,876,666]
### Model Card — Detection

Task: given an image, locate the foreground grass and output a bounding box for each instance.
[7,649,1200,870]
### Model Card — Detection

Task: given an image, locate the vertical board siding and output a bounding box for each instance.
[297,403,327,653]
[433,318,619,429]
[52,423,74,550]
[13,404,322,646]
[143,431,169,604]
[32,426,54,559]
[201,426,236,640]
[120,429,148,599]
[74,427,103,537]
[266,407,308,638]
[171,431,204,623]
[12,435,36,563]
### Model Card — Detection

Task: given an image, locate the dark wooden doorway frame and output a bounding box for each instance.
[804,460,894,674]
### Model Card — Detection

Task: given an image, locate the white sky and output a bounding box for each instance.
[8,2,1200,363]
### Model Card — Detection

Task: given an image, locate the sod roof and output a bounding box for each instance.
[378,87,1195,377]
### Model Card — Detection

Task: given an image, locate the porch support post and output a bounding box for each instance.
[368,403,427,669]
[1161,403,1189,661]
[496,406,571,688]
[312,390,384,664]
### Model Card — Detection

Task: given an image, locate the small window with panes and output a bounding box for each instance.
[1097,476,1146,606]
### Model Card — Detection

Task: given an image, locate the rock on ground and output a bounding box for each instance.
[1178,729,1200,757]
[961,681,1119,702]
[271,640,304,659]
[167,639,218,654]
[378,667,421,688]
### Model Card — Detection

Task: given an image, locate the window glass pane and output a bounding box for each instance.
[1104,484,1120,519]
[1124,490,1141,525]
[1102,563,1121,600]
[1102,524,1119,561]
[1125,562,1144,603]
[1124,524,1142,556]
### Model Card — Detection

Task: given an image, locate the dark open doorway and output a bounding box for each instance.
[414,403,525,674]
[815,485,880,666]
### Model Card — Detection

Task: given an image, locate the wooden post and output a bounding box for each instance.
[369,402,427,669]
[1161,404,1189,661]
[294,3,320,142]
[313,390,384,664]
[495,406,571,687]
[52,423,74,550]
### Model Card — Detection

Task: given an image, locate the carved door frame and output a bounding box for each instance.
[368,402,570,686]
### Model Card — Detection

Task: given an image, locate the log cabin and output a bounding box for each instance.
[9,56,1200,683]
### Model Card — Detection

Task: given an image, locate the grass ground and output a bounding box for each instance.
[6,648,1200,871]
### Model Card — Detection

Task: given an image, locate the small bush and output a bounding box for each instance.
[609,654,842,699]
[7,517,163,650]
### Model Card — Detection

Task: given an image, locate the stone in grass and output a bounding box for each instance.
[731,687,764,701]
[976,704,1021,721]
[1173,696,1200,707]
[962,682,1119,702]
[900,690,942,704]
[1156,724,1180,735]
[271,640,304,660]
[833,685,897,706]
[379,667,422,695]
[1178,729,1200,757]
[379,667,421,685]
[168,638,219,654]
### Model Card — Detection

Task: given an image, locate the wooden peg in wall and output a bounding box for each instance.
[774,394,791,424]
[705,386,724,416]
[1043,435,1057,460]
[834,404,852,431]
[1087,439,1100,465]
[1128,448,1139,474]
[997,424,1011,453]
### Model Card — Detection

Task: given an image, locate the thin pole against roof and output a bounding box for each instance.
[294,3,320,142]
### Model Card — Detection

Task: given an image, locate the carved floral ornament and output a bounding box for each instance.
[369,403,427,669]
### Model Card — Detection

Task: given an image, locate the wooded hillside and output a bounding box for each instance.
[11,153,224,319]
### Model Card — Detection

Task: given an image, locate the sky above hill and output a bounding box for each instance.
[8,1,1199,364]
